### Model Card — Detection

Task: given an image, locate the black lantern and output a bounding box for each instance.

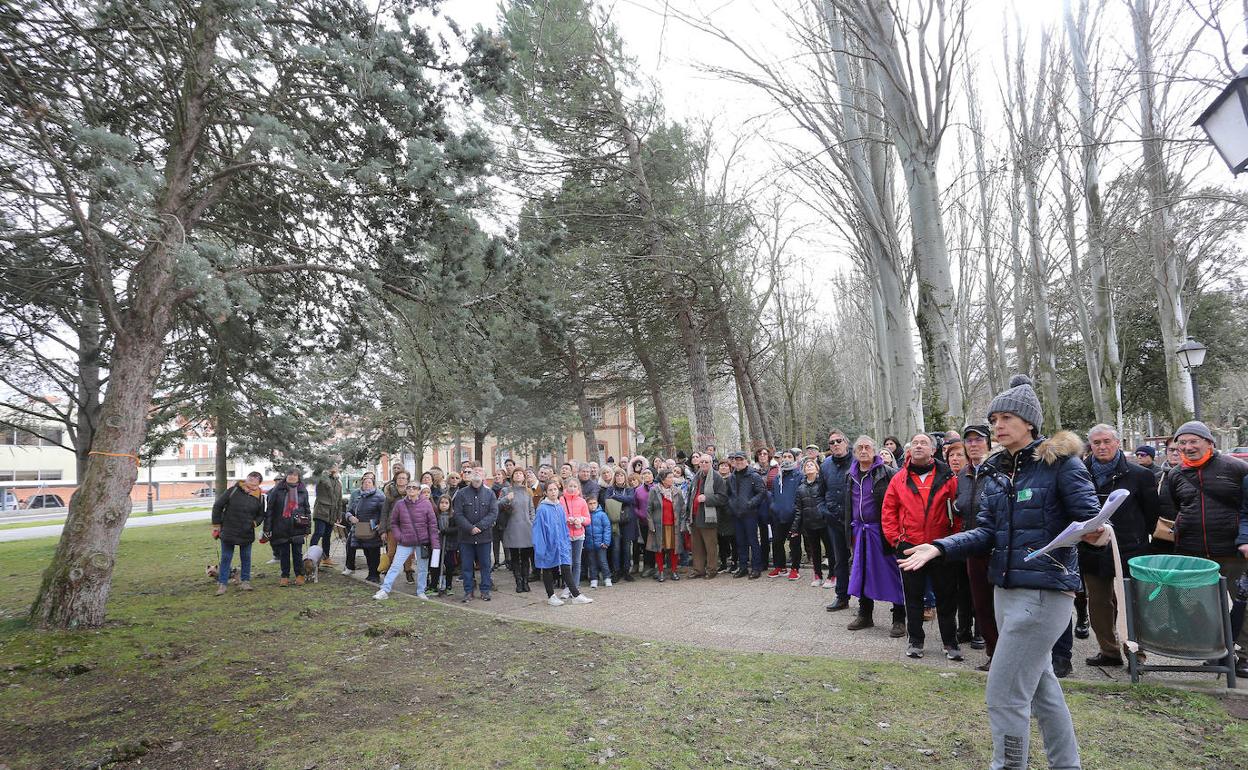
[1194,65,1248,175]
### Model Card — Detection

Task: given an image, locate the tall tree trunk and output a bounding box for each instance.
[592,36,716,449]
[1059,147,1109,422]
[1131,0,1190,426]
[74,292,103,482]
[214,420,228,495]
[1065,0,1123,427]
[565,338,600,462]
[965,63,1007,394]
[743,354,774,448]
[854,0,965,428]
[1009,166,1029,373]
[1011,32,1062,431]
[473,429,486,466]
[31,332,166,628]
[634,344,675,455]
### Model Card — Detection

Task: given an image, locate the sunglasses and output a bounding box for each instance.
[828,438,845,445]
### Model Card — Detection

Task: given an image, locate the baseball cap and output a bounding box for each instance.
[962,424,990,439]
[728,451,747,460]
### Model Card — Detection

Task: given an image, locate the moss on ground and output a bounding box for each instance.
[0,524,1243,769]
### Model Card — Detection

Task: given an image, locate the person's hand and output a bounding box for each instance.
[697,494,706,503]
[211,527,220,539]
[507,492,514,500]
[898,543,940,571]
[471,526,481,535]
[1238,543,1248,559]
[1081,526,1109,546]
[348,515,359,524]
[260,533,270,543]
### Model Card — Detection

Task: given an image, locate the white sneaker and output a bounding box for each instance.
[547,595,565,606]
[417,592,429,600]
[590,579,598,589]
[572,594,594,604]
[604,578,613,587]
[372,589,388,600]
[340,568,353,576]
[811,578,822,587]
[559,588,571,599]
[822,578,834,589]
[266,558,278,565]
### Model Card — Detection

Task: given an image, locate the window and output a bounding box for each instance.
[14,470,38,481]
[2,428,62,446]
[589,401,605,425]
[0,471,13,481]
[38,470,62,480]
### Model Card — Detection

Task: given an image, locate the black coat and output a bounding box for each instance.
[819,452,853,524]
[264,481,311,545]
[689,470,729,529]
[953,462,993,532]
[347,487,386,548]
[211,483,265,546]
[1078,452,1160,576]
[1166,451,1248,558]
[791,476,827,533]
[452,483,499,545]
[726,468,766,519]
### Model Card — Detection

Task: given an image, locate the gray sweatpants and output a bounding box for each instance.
[987,587,1081,770]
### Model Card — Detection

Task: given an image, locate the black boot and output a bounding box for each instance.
[515,574,524,593]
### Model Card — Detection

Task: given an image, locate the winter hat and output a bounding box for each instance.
[1173,421,1215,443]
[1133,445,1156,459]
[987,374,1043,431]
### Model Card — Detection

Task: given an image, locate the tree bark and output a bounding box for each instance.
[1131,0,1190,426]
[965,63,1007,395]
[564,338,600,463]
[473,429,486,467]
[74,292,103,482]
[635,346,675,455]
[214,420,228,495]
[1065,0,1123,427]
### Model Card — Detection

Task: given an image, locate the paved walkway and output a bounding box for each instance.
[327,540,1243,690]
[0,510,211,543]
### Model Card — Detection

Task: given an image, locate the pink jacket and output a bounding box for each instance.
[389,497,440,549]
[561,491,590,540]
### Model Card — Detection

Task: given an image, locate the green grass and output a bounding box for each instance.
[0,505,210,530]
[0,524,1244,769]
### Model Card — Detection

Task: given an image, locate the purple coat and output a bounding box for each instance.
[633,483,652,525]
[847,456,904,605]
[389,497,440,549]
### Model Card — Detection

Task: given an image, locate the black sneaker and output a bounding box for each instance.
[622,572,635,582]
[969,635,986,650]
[1052,657,1073,678]
[945,646,964,661]
[405,571,415,584]
[1084,653,1123,667]
[732,569,748,578]
[748,571,760,579]
[481,592,491,602]
[1074,619,1090,639]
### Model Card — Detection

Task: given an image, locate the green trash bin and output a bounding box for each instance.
[1127,554,1225,659]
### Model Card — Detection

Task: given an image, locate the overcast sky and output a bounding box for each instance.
[442,0,1248,294]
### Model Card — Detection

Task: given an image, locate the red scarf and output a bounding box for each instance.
[1181,447,1214,469]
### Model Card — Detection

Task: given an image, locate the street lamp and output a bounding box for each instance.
[394,423,410,475]
[1176,337,1208,421]
[1194,63,1248,175]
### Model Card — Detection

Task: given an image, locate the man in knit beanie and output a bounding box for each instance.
[1166,419,1248,678]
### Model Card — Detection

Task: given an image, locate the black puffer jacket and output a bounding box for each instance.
[264,480,311,545]
[689,470,729,529]
[1078,452,1159,576]
[726,468,766,519]
[791,476,827,533]
[1166,451,1248,558]
[347,487,385,548]
[819,452,853,524]
[954,462,994,533]
[938,431,1100,592]
[212,483,265,546]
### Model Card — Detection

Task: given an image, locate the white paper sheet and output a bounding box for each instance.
[429,547,441,569]
[1024,488,1128,561]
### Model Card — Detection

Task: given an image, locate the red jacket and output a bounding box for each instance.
[881,461,959,547]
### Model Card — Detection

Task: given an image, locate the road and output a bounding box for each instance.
[0,510,211,543]
[0,498,207,525]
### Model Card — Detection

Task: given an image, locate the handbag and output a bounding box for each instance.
[1152,517,1175,542]
[354,519,381,544]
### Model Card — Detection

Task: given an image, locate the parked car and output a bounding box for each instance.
[1229,447,1248,461]
[24,493,66,510]
[191,486,216,498]
[0,490,17,511]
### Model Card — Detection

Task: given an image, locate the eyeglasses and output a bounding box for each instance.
[828,438,845,445]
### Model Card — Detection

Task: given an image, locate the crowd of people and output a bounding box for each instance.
[209,374,1248,768]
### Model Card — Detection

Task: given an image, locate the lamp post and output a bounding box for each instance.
[1194,17,1248,176]
[1176,337,1208,421]
[395,423,410,476]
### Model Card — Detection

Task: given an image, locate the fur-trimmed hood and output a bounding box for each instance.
[1034,431,1084,466]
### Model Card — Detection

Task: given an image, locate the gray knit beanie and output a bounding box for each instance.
[987,374,1043,431]
[1173,420,1214,443]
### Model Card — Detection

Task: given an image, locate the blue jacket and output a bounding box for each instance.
[769,466,802,526]
[586,509,612,549]
[820,452,853,524]
[532,500,572,569]
[727,468,766,520]
[938,432,1100,592]
[452,483,499,545]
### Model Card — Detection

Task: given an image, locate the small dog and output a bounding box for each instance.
[206,564,240,584]
[302,544,324,584]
